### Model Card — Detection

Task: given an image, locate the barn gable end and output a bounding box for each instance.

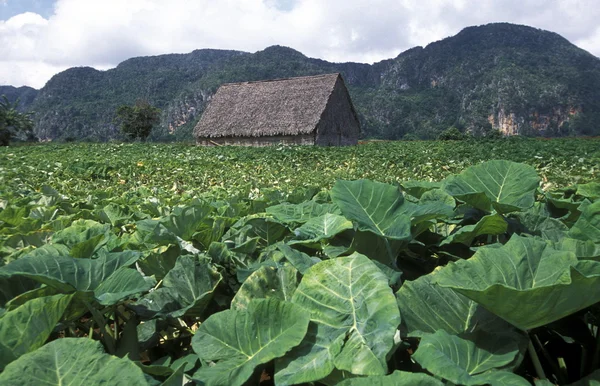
[315,75,361,146]
[193,73,360,146]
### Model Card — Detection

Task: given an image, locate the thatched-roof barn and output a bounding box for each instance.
[193,73,360,146]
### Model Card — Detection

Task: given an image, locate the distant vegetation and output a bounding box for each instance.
[3,23,600,142]
[1,138,597,195]
[0,96,35,146]
[114,100,161,141]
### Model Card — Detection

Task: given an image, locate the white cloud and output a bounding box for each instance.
[0,60,67,88]
[1,0,599,88]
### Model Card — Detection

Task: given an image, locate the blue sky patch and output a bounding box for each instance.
[1,0,54,20]
[264,0,296,12]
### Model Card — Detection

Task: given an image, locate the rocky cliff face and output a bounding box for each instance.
[6,23,600,141]
[488,106,582,136]
[165,90,213,136]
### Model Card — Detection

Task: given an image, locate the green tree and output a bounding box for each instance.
[0,96,35,146]
[115,100,161,141]
[437,127,465,141]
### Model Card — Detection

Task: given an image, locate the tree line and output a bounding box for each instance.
[0,97,161,146]
[0,96,34,146]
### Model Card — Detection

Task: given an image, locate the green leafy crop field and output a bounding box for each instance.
[1,138,598,199]
[0,138,599,385]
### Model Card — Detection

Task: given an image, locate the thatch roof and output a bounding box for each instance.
[194,73,342,138]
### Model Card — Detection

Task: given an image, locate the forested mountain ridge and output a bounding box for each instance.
[3,22,600,141]
[0,86,38,112]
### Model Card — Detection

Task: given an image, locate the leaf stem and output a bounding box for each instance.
[384,238,398,270]
[534,334,565,384]
[84,300,116,354]
[557,358,568,382]
[113,309,119,340]
[591,325,600,372]
[529,338,547,380]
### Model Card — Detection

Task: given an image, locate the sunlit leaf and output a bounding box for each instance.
[434,235,600,330]
[276,253,401,382]
[231,263,299,310]
[191,299,310,386]
[413,330,524,386]
[132,255,221,318]
[0,338,149,385]
[443,160,540,213]
[331,179,411,241]
[336,370,444,385]
[0,294,73,369]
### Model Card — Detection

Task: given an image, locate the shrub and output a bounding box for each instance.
[437,127,465,140]
[402,133,419,141]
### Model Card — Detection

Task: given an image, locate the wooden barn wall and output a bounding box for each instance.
[315,78,360,146]
[197,134,315,147]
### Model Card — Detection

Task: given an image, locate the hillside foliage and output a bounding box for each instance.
[0,96,35,146]
[3,23,600,142]
[115,100,161,141]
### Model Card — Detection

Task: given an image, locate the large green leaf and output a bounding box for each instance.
[161,204,212,240]
[568,369,600,385]
[443,160,540,213]
[161,363,187,386]
[245,217,289,247]
[0,294,73,369]
[0,205,29,227]
[133,219,179,247]
[330,179,411,240]
[576,182,600,201]
[0,247,150,305]
[405,199,455,224]
[569,201,600,244]
[420,188,456,207]
[51,219,113,258]
[132,255,221,318]
[289,213,353,244]
[277,253,401,382]
[137,245,181,280]
[350,230,406,268]
[226,215,289,248]
[472,371,531,386]
[94,268,153,305]
[275,323,345,385]
[404,198,456,237]
[0,274,39,307]
[544,192,584,225]
[336,370,444,385]
[276,243,321,274]
[440,214,507,246]
[231,263,299,310]
[552,237,600,260]
[516,211,569,242]
[0,246,139,288]
[434,235,600,330]
[191,298,310,386]
[413,330,524,386]
[0,231,50,259]
[0,338,149,385]
[267,201,340,225]
[193,216,229,249]
[396,271,512,337]
[97,203,133,227]
[400,180,442,199]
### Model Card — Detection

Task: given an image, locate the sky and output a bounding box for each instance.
[1,0,599,89]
